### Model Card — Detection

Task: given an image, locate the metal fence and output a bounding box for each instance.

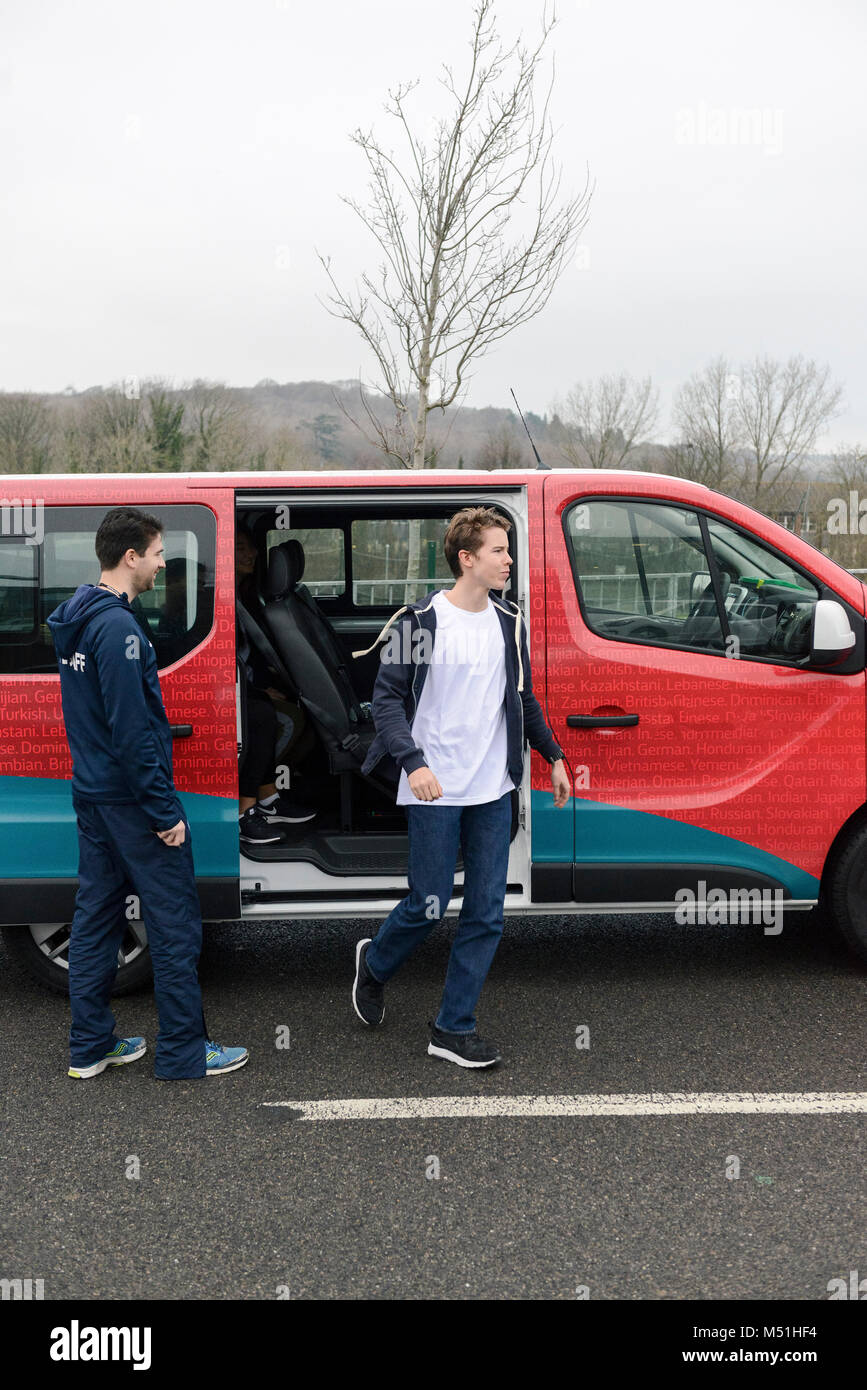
[305,578,449,605]
[579,571,694,616]
[304,572,697,613]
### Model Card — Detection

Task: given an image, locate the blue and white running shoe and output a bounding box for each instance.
[205,1040,249,1075]
[68,1036,147,1079]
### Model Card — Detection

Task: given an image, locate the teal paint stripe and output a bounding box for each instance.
[529,788,573,862]
[0,777,238,879]
[530,790,820,898]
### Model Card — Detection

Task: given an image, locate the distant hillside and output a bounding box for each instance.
[0,375,845,489]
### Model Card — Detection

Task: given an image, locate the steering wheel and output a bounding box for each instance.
[615,616,670,640]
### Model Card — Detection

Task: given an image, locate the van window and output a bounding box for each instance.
[0,504,216,676]
[264,527,346,599]
[0,540,38,642]
[567,499,723,646]
[704,515,820,660]
[351,518,455,606]
[566,498,820,663]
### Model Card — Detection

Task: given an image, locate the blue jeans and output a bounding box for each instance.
[69,795,207,1078]
[365,791,512,1034]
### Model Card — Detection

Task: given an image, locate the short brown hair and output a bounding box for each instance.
[443,506,512,579]
[95,507,163,570]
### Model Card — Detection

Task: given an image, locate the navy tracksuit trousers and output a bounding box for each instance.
[69,795,207,1078]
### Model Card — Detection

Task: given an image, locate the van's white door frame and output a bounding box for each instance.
[236,486,533,917]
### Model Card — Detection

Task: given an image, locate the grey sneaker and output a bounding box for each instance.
[352,938,385,1026]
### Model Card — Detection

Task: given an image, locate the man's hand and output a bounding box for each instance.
[551,759,570,808]
[407,766,443,801]
[265,686,285,703]
[155,819,186,846]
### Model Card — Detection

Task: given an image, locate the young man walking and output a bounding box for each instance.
[351,507,570,1067]
[48,507,248,1080]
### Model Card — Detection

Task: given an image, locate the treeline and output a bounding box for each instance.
[1,358,865,567]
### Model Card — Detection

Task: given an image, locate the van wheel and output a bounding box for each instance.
[0,922,153,995]
[822,824,867,965]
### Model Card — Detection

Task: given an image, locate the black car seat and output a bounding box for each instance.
[271,540,364,718]
[259,542,396,829]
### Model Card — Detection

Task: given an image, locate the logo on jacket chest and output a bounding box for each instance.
[61,652,87,672]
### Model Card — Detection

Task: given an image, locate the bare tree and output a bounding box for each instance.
[183,380,248,470]
[733,354,843,509]
[553,373,658,469]
[320,0,592,468]
[476,417,527,469]
[818,443,867,570]
[0,393,52,473]
[63,387,151,473]
[665,356,741,492]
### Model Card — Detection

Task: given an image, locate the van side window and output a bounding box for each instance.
[0,540,39,646]
[351,518,455,606]
[264,528,346,599]
[565,499,820,663]
[0,504,216,676]
[566,499,725,649]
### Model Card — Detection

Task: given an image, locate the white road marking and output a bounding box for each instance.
[261,1091,867,1122]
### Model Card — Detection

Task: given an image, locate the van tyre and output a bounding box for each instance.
[0,923,154,996]
[822,823,867,965]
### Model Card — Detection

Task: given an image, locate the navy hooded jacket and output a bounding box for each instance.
[353,589,564,791]
[47,585,180,830]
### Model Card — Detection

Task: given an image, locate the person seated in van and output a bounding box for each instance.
[235,524,316,845]
[156,558,212,665]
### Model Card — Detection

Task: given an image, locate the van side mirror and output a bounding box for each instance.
[809,599,856,666]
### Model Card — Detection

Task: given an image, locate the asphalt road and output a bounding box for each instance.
[0,910,864,1301]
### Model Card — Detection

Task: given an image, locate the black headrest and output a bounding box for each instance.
[265,539,305,600]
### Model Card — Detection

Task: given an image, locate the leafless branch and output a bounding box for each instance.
[318,0,592,467]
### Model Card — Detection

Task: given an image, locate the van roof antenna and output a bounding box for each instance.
[510,388,550,471]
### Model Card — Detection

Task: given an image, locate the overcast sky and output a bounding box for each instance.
[1,0,864,448]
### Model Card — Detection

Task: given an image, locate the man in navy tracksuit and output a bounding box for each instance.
[351,506,570,1067]
[48,506,247,1080]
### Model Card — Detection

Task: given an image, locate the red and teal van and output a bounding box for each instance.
[1,466,865,992]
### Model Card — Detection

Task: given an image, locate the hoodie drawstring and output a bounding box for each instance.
[489,594,523,692]
[351,594,438,659]
[353,592,523,689]
[351,605,409,659]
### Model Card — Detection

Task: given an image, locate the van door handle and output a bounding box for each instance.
[169,724,194,738]
[567,714,639,728]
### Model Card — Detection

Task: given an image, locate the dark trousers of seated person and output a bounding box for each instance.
[239,686,277,799]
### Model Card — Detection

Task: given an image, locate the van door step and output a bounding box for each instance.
[241,831,464,877]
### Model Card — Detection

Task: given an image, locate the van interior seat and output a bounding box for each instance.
[260,541,397,829]
[272,539,363,714]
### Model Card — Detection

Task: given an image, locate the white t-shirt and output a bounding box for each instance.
[396,590,516,807]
